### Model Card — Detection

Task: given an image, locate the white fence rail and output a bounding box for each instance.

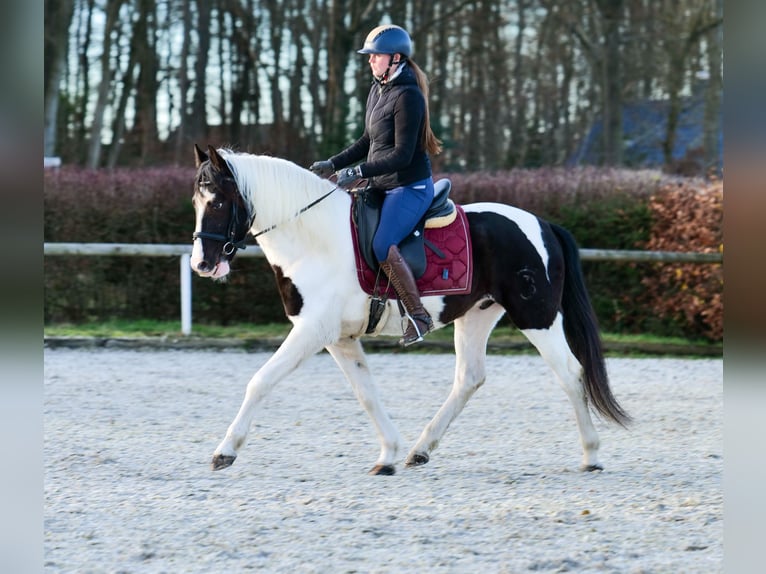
[44,242,722,335]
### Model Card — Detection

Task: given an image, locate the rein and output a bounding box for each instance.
[252,185,339,239]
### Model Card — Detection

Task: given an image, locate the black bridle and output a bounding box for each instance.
[192,176,254,256]
[193,173,340,257]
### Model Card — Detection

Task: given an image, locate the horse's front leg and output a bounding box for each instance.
[211,326,325,470]
[325,337,403,475]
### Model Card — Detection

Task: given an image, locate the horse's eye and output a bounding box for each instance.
[211,199,224,210]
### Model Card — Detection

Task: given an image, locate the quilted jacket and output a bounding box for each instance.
[330,64,432,190]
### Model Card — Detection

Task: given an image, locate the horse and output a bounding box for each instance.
[190,145,630,476]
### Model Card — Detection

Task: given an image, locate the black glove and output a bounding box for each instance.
[336,165,363,188]
[309,159,334,178]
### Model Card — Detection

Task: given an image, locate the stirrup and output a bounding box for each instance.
[399,313,433,347]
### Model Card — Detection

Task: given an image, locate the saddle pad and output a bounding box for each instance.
[352,204,473,299]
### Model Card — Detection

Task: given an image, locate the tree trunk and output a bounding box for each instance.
[44,0,76,157]
[509,0,528,166]
[703,0,723,175]
[323,1,381,155]
[173,0,193,164]
[188,0,212,144]
[264,0,286,154]
[662,6,722,170]
[223,0,262,149]
[86,0,125,168]
[132,0,160,164]
[75,0,96,162]
[106,14,140,168]
[595,0,624,166]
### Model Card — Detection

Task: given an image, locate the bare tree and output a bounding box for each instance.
[703,0,722,173]
[44,0,76,157]
[106,2,140,168]
[508,0,530,166]
[222,0,263,149]
[86,0,126,168]
[172,0,194,163]
[188,0,212,145]
[658,0,722,169]
[75,0,96,161]
[594,0,625,166]
[51,0,721,172]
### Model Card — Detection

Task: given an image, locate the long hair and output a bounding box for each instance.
[408,59,443,156]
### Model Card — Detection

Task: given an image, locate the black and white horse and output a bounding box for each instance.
[190,145,630,475]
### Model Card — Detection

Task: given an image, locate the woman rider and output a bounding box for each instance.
[310,24,443,346]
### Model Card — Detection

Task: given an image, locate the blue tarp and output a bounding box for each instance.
[568,88,722,170]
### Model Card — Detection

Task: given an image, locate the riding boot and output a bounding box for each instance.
[379,245,434,346]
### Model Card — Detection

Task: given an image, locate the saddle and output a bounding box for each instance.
[351,179,473,301]
[352,179,457,278]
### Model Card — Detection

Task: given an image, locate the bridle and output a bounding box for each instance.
[192,175,254,257]
[192,171,340,257]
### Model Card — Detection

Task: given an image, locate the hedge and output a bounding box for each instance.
[44,165,722,341]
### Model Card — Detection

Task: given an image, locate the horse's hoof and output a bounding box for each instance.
[581,463,604,472]
[211,454,236,471]
[405,452,429,467]
[368,464,396,476]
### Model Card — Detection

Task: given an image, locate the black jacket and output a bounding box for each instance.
[330,64,432,190]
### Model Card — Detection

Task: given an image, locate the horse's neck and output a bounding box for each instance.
[230,154,348,251]
[256,188,351,264]
[232,154,333,225]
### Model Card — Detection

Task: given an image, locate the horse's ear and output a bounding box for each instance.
[207,145,234,178]
[194,144,208,168]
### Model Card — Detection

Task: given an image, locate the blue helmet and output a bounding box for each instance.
[357,25,412,58]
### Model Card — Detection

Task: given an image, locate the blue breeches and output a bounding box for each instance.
[372,177,434,262]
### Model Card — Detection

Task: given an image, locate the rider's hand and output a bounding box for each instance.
[336,165,363,188]
[309,160,334,178]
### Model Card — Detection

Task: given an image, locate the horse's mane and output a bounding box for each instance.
[217,150,336,231]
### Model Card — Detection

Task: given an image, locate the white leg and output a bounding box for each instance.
[325,337,403,475]
[406,306,505,466]
[211,324,326,470]
[522,313,603,471]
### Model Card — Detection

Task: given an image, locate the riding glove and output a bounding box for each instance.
[336,165,363,188]
[309,159,334,178]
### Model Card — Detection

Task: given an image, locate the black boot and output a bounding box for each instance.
[379,245,434,346]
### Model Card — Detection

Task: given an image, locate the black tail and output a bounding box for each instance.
[551,224,631,427]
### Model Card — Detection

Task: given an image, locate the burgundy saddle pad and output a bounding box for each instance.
[351,204,473,299]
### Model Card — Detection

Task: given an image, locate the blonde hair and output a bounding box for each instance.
[408,59,443,156]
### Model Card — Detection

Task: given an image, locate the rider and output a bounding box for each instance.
[310,24,443,346]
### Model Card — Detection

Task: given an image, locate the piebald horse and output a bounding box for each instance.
[190,145,630,475]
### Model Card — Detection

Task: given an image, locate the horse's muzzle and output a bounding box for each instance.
[190,255,230,279]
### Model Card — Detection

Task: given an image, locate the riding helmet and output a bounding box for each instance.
[358,25,413,58]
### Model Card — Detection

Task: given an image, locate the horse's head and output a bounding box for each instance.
[190,144,251,279]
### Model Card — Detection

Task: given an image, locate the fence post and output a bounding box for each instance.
[180,254,192,335]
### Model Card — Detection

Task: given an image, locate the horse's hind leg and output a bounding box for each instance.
[405,305,505,467]
[521,313,603,471]
[326,337,403,475]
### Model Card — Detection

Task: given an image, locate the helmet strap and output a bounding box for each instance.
[378,55,402,84]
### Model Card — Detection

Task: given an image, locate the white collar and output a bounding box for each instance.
[381,61,406,84]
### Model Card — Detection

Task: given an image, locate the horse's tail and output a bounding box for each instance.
[551,223,631,427]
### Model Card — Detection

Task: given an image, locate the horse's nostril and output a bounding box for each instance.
[196,260,212,272]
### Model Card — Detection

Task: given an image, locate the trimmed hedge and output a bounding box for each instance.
[44,166,722,341]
